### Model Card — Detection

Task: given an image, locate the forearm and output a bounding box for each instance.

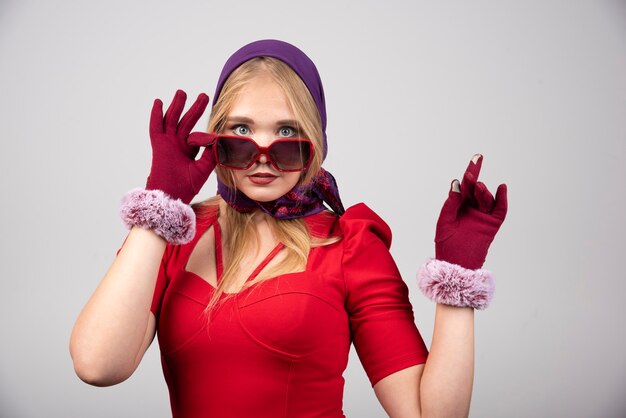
[70,227,166,385]
[420,304,474,418]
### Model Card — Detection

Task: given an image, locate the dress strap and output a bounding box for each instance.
[247,243,285,283]
[213,220,224,280]
[213,219,284,284]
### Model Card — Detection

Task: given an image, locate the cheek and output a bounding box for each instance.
[216,167,238,188]
[284,172,301,188]
[232,171,246,186]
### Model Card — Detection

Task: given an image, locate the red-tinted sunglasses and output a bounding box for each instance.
[213,134,314,172]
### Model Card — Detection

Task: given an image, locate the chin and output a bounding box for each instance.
[240,189,286,202]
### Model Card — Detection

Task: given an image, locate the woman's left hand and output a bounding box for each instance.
[434,154,508,269]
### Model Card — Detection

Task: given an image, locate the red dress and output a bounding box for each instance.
[151,203,428,417]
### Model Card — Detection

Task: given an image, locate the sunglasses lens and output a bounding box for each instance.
[216,137,258,169]
[269,141,311,171]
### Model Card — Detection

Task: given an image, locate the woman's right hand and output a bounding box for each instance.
[146,90,217,204]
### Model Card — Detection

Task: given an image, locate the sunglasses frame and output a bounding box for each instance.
[213,134,314,172]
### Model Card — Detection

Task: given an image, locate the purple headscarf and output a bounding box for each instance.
[213,39,344,219]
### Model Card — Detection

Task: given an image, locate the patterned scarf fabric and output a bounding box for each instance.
[217,168,344,219]
[213,39,345,219]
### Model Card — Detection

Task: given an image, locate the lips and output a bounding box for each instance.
[248,172,278,185]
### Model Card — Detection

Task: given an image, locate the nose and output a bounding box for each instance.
[253,133,273,166]
[257,152,269,164]
[254,132,274,147]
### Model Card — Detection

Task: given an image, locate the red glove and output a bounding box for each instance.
[146,90,217,204]
[435,154,508,270]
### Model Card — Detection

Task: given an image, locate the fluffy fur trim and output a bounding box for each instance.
[120,188,196,244]
[417,258,495,310]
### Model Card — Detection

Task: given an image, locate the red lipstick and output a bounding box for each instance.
[248,172,277,185]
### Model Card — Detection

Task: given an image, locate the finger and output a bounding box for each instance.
[193,145,217,174]
[178,93,210,136]
[438,179,463,224]
[461,170,476,203]
[149,99,164,137]
[188,132,217,147]
[460,154,482,202]
[465,153,483,179]
[163,90,187,134]
[451,178,461,193]
[491,183,508,221]
[475,181,494,213]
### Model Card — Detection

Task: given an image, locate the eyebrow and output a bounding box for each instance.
[225,116,300,126]
[225,116,254,124]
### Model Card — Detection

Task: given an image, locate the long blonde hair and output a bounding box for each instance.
[197,57,338,313]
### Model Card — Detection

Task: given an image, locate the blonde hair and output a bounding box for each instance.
[198,57,338,313]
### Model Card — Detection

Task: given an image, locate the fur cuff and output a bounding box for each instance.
[120,188,196,244]
[417,258,495,310]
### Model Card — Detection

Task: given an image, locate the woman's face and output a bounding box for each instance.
[223,73,302,203]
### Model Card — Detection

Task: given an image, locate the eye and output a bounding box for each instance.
[232,125,250,136]
[278,126,297,137]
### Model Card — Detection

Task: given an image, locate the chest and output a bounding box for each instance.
[158,243,349,358]
[185,221,292,292]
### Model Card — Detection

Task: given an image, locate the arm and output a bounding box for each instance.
[70,227,164,386]
[374,155,507,417]
[70,90,216,386]
[420,305,474,417]
[374,305,474,418]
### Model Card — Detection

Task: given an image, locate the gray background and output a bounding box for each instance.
[1,0,625,417]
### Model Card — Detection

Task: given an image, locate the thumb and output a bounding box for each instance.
[193,145,217,175]
[438,179,463,224]
[189,146,217,195]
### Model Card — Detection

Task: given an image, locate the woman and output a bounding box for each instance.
[70,39,507,418]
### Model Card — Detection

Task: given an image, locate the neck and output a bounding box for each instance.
[249,209,272,225]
